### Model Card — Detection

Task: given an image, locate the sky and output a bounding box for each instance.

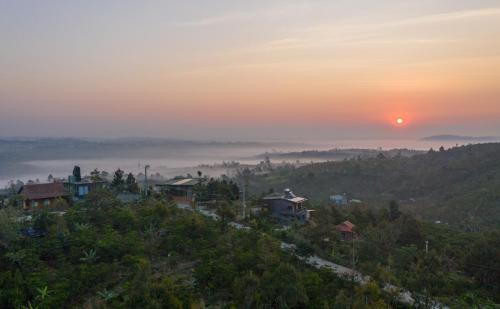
[1,0,500,141]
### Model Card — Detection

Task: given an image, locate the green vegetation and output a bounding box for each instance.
[277,202,500,307]
[2,143,500,307]
[1,190,399,308]
[234,143,500,307]
[245,143,500,228]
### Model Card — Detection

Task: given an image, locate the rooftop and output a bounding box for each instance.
[19,182,68,200]
[336,220,356,233]
[159,178,201,187]
[263,188,308,203]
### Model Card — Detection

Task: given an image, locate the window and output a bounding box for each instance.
[78,185,89,196]
[32,201,38,208]
[44,199,50,207]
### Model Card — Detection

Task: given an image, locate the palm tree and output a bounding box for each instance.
[74,222,91,232]
[97,289,118,302]
[80,248,98,263]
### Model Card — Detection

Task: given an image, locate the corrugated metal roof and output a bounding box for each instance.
[173,178,195,185]
[289,197,307,203]
[263,190,307,203]
[160,178,200,187]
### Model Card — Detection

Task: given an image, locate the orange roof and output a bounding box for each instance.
[336,220,355,233]
[20,183,68,200]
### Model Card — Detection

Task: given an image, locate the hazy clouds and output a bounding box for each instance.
[1,0,500,139]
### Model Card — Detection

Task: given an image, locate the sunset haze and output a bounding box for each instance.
[1,0,500,140]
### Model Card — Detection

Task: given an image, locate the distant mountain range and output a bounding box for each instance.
[422,135,500,141]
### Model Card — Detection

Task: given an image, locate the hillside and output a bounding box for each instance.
[255,148,423,160]
[245,143,500,228]
[422,135,500,141]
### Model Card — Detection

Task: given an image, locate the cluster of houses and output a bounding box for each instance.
[11,168,107,210]
[1,167,357,240]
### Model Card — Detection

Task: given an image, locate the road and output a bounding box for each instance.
[177,203,447,308]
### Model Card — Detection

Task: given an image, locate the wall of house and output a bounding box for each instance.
[267,199,295,216]
[24,197,58,210]
[265,199,309,224]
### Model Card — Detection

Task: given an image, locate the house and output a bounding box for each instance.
[64,166,107,200]
[330,194,348,205]
[64,178,106,200]
[18,182,69,209]
[336,220,356,241]
[156,178,201,205]
[263,189,311,225]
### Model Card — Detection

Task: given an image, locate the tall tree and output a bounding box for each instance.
[90,168,102,182]
[126,173,139,193]
[112,169,125,190]
[389,200,401,222]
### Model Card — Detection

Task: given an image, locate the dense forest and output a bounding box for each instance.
[275,203,500,307]
[244,143,500,228]
[1,191,406,308]
[1,190,499,307]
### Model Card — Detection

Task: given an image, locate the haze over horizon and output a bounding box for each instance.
[1,0,500,140]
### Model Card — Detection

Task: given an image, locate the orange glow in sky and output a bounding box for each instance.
[1,1,500,139]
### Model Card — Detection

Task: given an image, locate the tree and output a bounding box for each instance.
[397,215,423,246]
[0,208,20,249]
[407,251,445,308]
[97,289,118,303]
[264,156,273,170]
[389,200,401,222]
[260,263,308,308]
[353,281,388,308]
[48,198,69,211]
[465,232,500,299]
[90,169,102,182]
[126,173,139,193]
[80,248,98,263]
[233,272,261,308]
[334,290,350,309]
[112,169,125,191]
[216,200,236,232]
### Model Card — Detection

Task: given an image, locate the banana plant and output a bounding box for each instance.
[97,289,118,302]
[74,222,91,232]
[80,248,98,263]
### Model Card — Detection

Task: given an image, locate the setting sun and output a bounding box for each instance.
[396,117,404,125]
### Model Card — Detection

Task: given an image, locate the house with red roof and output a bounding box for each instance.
[336,220,356,241]
[18,182,69,209]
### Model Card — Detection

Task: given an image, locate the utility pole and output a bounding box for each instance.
[144,164,150,197]
[241,170,249,220]
[242,184,246,219]
[352,236,355,269]
[350,235,356,308]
